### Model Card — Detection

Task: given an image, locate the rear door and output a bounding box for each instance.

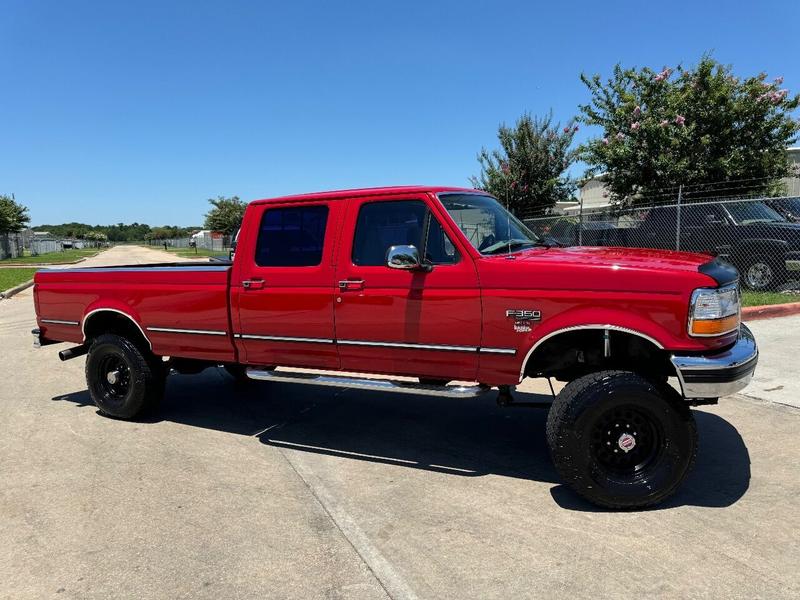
[231,199,343,369]
[332,193,482,381]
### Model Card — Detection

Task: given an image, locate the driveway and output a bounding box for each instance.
[1,246,798,599]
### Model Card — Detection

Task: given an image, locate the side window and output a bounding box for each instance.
[255,205,328,267]
[352,200,459,266]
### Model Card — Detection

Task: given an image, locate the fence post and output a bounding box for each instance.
[675,184,683,251]
[578,197,584,246]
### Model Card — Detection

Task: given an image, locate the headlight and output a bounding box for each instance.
[688,284,740,337]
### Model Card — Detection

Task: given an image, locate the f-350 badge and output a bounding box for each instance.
[506,309,541,333]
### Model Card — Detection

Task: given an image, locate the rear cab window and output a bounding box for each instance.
[255,205,329,267]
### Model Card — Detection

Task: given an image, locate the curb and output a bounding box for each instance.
[0,279,34,299]
[743,301,800,321]
[0,256,90,267]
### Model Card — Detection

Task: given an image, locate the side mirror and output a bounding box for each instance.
[386,245,429,271]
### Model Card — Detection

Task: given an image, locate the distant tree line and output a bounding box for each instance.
[31,222,201,242]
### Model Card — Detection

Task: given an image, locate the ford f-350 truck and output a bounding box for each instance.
[33,186,758,509]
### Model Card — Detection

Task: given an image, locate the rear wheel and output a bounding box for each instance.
[546,370,697,509]
[85,334,165,419]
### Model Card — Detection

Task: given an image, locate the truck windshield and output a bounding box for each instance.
[438,193,540,254]
[726,202,785,225]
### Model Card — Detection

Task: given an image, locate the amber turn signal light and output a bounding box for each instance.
[690,314,740,336]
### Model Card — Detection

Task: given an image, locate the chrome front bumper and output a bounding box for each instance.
[671,324,758,399]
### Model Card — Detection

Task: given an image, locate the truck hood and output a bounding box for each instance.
[516,246,712,271]
[479,246,722,292]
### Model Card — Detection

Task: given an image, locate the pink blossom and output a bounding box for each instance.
[654,68,672,82]
[601,137,609,145]
[501,162,510,174]
[522,183,529,192]
[659,119,669,127]
[563,127,570,133]
[633,105,642,117]
[775,76,784,84]
[675,115,686,126]
[631,121,641,131]
[510,181,517,189]
[615,132,626,141]
[573,125,579,133]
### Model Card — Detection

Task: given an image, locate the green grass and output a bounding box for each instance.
[741,290,800,307]
[154,246,230,258]
[0,268,38,292]
[0,248,101,265]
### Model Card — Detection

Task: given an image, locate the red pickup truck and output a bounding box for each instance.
[33,186,758,509]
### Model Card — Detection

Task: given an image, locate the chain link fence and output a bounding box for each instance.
[146,234,231,252]
[523,195,800,291]
[0,233,24,260]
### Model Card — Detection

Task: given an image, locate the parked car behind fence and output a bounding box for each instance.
[524,196,800,291]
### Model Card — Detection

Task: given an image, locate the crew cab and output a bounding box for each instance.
[33,186,758,509]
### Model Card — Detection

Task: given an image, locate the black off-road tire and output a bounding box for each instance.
[85,334,166,420]
[740,253,786,291]
[546,370,697,509]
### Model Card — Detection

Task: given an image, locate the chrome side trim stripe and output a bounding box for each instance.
[337,339,478,352]
[41,319,80,326]
[479,347,517,355]
[233,333,517,355]
[236,334,335,344]
[147,326,227,336]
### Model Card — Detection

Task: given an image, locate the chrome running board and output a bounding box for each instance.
[246,368,491,399]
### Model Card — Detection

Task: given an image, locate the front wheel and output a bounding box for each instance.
[546,370,697,509]
[85,334,166,419]
[741,254,786,291]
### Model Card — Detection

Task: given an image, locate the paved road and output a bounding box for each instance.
[744,315,800,409]
[1,246,798,599]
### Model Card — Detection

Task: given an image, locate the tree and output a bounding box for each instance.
[470,113,578,217]
[0,195,30,233]
[204,196,246,235]
[579,57,800,203]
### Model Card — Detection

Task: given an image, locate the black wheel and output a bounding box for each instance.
[85,334,166,419]
[741,254,786,291]
[546,370,697,509]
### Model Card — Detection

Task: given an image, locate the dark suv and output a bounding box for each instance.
[632,201,800,290]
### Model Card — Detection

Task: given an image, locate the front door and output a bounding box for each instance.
[333,193,482,380]
[232,199,342,369]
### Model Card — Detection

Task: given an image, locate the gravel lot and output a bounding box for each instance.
[1,246,798,599]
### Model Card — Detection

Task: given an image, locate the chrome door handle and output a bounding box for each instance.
[338,279,365,291]
[242,279,265,290]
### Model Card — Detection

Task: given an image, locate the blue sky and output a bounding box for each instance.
[2,0,799,226]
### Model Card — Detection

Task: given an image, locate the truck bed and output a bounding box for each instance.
[34,263,236,363]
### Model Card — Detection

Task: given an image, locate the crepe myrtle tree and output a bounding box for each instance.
[471,112,578,217]
[0,195,30,233]
[204,196,247,235]
[578,57,800,204]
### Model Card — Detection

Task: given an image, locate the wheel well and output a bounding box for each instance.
[523,329,674,382]
[83,310,151,352]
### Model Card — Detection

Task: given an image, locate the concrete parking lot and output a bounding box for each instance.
[1,246,799,599]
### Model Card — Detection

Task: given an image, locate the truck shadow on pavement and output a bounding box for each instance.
[53,368,750,511]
